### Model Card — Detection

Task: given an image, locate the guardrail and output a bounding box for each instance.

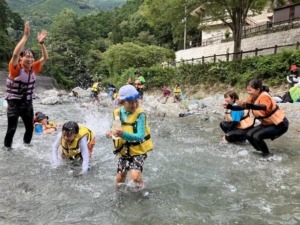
[176,42,300,65]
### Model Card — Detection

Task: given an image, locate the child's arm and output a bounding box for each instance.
[121,113,146,142]
[52,132,62,167]
[79,136,89,174]
[42,124,56,134]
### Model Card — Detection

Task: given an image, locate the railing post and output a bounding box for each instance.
[214,54,216,63]
[226,52,229,62]
[202,56,204,64]
[240,50,243,60]
[296,42,299,50]
[274,45,278,54]
[255,48,258,56]
[192,58,194,65]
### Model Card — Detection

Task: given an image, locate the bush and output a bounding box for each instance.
[102,49,300,91]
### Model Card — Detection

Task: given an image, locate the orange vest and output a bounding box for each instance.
[252,92,285,125]
[226,109,254,129]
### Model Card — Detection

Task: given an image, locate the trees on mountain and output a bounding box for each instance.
[140,0,201,50]
[0,0,24,67]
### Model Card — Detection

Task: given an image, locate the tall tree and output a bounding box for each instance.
[0,0,10,31]
[46,9,92,88]
[0,0,24,67]
[199,0,268,60]
[140,0,200,50]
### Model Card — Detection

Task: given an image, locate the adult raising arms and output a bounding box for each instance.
[4,22,48,150]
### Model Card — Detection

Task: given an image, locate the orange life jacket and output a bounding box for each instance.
[252,92,285,125]
[226,109,254,129]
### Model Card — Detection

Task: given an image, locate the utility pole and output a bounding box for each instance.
[183,4,187,50]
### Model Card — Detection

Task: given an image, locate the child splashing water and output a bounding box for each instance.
[106,85,153,192]
[52,121,95,175]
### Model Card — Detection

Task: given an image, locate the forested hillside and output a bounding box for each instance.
[6,0,126,12]
[2,0,300,91]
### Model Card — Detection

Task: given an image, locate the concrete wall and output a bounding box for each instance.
[176,27,300,63]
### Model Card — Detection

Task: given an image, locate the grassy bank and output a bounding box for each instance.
[110,49,299,98]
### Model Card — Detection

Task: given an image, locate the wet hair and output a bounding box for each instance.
[35,111,43,116]
[62,121,79,135]
[248,79,269,93]
[20,48,35,58]
[224,90,239,101]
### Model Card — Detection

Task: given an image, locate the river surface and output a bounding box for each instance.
[0,97,300,225]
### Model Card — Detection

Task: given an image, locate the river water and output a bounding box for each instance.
[0,96,300,225]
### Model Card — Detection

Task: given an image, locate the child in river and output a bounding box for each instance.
[34,113,57,134]
[52,121,95,175]
[106,85,153,190]
[220,91,254,143]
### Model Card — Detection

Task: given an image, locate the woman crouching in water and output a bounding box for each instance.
[226,79,289,157]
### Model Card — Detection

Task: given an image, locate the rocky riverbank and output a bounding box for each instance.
[1,70,299,138]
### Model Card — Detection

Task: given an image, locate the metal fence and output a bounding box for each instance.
[176,42,300,65]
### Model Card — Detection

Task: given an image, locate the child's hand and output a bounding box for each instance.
[106,130,112,138]
[113,128,124,138]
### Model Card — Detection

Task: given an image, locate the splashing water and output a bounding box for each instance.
[0,99,299,225]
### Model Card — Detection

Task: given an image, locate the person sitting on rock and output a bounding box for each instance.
[159,85,172,104]
[173,83,182,103]
[287,64,300,88]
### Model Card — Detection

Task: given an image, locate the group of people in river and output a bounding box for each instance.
[2,22,292,191]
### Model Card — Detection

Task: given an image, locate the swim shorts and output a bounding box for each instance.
[117,154,147,173]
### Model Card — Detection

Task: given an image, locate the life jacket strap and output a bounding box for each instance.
[255,105,279,120]
[113,134,151,155]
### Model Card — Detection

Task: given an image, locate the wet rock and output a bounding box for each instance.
[41,96,62,105]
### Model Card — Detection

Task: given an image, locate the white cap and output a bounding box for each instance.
[117,85,139,101]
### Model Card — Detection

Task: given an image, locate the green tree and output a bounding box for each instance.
[101,42,175,79]
[199,0,268,60]
[140,0,200,50]
[46,9,92,88]
[0,0,24,67]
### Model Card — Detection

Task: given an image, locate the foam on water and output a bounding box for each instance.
[0,99,299,225]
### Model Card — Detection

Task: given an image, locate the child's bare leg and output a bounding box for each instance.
[129,169,144,189]
[115,172,127,189]
[163,96,169,104]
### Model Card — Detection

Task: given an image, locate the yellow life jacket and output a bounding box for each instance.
[252,91,285,125]
[91,82,99,92]
[226,109,254,129]
[113,107,153,156]
[113,93,118,99]
[174,87,181,94]
[48,121,56,127]
[61,125,94,160]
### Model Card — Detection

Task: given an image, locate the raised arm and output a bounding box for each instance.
[37,30,48,66]
[11,22,30,67]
